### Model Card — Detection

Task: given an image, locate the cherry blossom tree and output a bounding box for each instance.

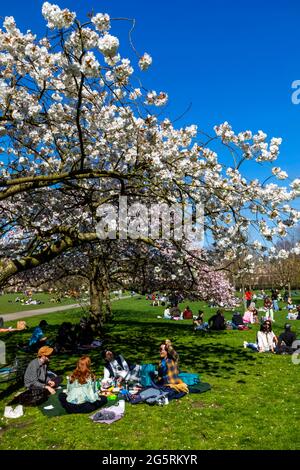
[0,2,299,324]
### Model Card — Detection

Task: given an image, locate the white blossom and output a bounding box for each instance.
[139,53,152,71]
[42,2,76,29]
[91,13,110,32]
[98,34,119,56]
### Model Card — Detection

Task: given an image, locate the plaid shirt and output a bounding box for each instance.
[158,358,181,385]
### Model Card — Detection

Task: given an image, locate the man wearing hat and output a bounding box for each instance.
[277,324,297,354]
[24,346,58,395]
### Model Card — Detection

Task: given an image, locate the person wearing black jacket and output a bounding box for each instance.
[232,312,244,328]
[208,310,226,331]
[277,324,297,354]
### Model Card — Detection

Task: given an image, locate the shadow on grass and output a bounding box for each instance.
[0,309,259,402]
[104,317,258,379]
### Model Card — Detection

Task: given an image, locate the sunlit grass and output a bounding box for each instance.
[0,296,299,450]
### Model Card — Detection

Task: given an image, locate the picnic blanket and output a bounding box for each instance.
[188,382,211,393]
[40,390,112,417]
[39,390,68,417]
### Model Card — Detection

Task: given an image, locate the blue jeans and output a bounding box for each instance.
[246,342,258,351]
[195,322,208,331]
[273,300,279,311]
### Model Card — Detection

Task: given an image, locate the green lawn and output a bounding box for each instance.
[0,293,84,314]
[0,296,299,450]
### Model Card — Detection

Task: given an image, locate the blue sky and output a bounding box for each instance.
[2,0,300,189]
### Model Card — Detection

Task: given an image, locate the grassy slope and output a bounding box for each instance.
[0,293,82,314]
[0,296,299,450]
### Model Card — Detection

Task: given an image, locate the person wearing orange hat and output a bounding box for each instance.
[24,346,59,396]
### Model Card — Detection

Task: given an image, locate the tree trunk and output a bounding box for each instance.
[242,280,246,310]
[88,257,112,332]
[89,277,103,331]
[288,281,291,299]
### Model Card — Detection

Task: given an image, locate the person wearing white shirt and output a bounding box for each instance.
[163,307,172,319]
[243,320,277,353]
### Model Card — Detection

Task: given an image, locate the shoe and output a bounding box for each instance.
[243,341,247,349]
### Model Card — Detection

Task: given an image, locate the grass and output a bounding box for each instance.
[0,293,82,314]
[0,295,299,450]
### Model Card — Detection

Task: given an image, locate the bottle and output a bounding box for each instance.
[66,375,70,393]
[13,357,19,372]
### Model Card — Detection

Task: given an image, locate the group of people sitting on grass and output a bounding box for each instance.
[163,305,193,320]
[193,309,254,332]
[243,321,298,354]
[20,317,101,353]
[11,338,191,412]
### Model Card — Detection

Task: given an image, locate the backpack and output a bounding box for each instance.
[140,364,156,387]
[178,372,200,386]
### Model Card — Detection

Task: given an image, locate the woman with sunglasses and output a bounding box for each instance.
[243,321,278,353]
[155,343,188,393]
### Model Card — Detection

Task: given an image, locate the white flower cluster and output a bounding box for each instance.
[3,16,19,33]
[214,121,235,141]
[113,59,134,85]
[277,249,289,259]
[80,52,100,77]
[272,167,288,180]
[98,33,119,56]
[129,88,142,100]
[292,243,300,255]
[255,136,282,162]
[214,122,283,162]
[291,178,300,194]
[145,91,168,106]
[91,13,110,32]
[42,2,76,30]
[139,53,152,71]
